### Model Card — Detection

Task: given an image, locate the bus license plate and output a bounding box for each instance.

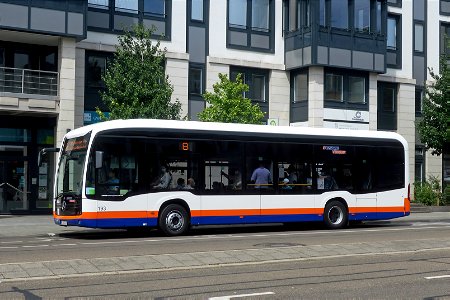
[61,220,67,226]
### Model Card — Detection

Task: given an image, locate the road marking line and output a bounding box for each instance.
[22,245,49,248]
[1,241,23,244]
[425,275,450,280]
[209,292,275,299]
[0,246,18,249]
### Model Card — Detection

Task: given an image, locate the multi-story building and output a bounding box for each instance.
[0,0,448,214]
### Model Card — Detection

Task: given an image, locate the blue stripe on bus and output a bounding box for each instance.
[55,211,407,229]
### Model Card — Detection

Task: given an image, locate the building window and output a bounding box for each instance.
[376,0,382,33]
[415,87,423,115]
[320,0,383,34]
[354,0,370,32]
[290,70,308,123]
[293,73,308,102]
[387,14,401,68]
[387,0,402,7]
[88,0,108,9]
[191,0,204,21]
[331,0,348,29]
[377,82,397,131]
[441,22,450,56]
[87,0,171,39]
[85,51,114,111]
[144,0,165,17]
[252,0,269,31]
[387,17,397,50]
[230,67,269,117]
[441,0,450,15]
[319,0,326,26]
[285,0,310,31]
[188,66,203,96]
[415,147,425,183]
[229,0,247,28]
[414,23,424,53]
[348,76,366,104]
[115,0,138,13]
[227,0,274,52]
[325,73,343,102]
[325,70,369,109]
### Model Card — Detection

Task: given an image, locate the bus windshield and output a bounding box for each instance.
[56,133,91,196]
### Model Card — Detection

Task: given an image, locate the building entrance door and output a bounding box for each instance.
[0,146,29,213]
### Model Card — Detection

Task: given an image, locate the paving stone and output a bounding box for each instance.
[2,271,29,279]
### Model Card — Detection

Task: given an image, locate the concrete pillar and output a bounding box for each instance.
[166,57,189,117]
[308,66,324,128]
[397,82,416,187]
[74,48,85,129]
[369,73,378,131]
[269,70,290,126]
[56,37,76,147]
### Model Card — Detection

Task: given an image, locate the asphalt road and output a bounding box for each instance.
[0,249,449,299]
[0,213,449,299]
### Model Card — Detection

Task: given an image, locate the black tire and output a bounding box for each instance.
[324,200,348,229]
[159,204,189,236]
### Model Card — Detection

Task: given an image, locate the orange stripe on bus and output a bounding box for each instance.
[404,198,410,213]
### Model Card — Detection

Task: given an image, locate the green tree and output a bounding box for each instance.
[418,47,450,156]
[198,73,265,124]
[97,23,181,120]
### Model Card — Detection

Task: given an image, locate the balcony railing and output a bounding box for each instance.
[0,67,58,96]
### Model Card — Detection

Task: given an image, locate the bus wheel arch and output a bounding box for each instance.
[323,198,349,229]
[158,199,191,236]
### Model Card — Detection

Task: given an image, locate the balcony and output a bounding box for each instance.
[0,67,58,97]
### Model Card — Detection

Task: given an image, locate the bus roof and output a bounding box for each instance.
[65,119,408,150]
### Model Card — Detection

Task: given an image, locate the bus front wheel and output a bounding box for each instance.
[324,201,348,229]
[159,204,189,236]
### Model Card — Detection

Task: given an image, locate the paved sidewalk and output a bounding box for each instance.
[0,212,449,282]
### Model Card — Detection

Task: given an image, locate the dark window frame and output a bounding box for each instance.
[84,50,114,112]
[415,87,423,116]
[441,0,450,16]
[230,66,270,119]
[290,69,309,123]
[413,21,425,54]
[227,0,275,53]
[377,81,398,131]
[188,0,205,23]
[324,68,369,111]
[319,0,385,36]
[87,0,172,40]
[387,13,402,69]
[387,0,402,7]
[188,63,205,100]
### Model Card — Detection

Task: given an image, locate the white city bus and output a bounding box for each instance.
[50,119,410,236]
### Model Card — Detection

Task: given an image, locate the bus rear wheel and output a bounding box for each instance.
[324,201,348,229]
[159,204,189,236]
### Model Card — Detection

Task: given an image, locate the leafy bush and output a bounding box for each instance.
[414,175,443,206]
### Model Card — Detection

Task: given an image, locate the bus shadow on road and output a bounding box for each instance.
[55,220,407,240]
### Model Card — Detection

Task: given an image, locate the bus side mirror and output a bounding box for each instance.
[95,151,104,169]
[38,148,60,167]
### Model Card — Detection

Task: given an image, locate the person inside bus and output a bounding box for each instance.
[221,168,242,190]
[153,165,172,189]
[287,165,298,184]
[281,178,292,190]
[176,178,185,190]
[106,169,119,194]
[251,161,271,189]
[185,178,195,190]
